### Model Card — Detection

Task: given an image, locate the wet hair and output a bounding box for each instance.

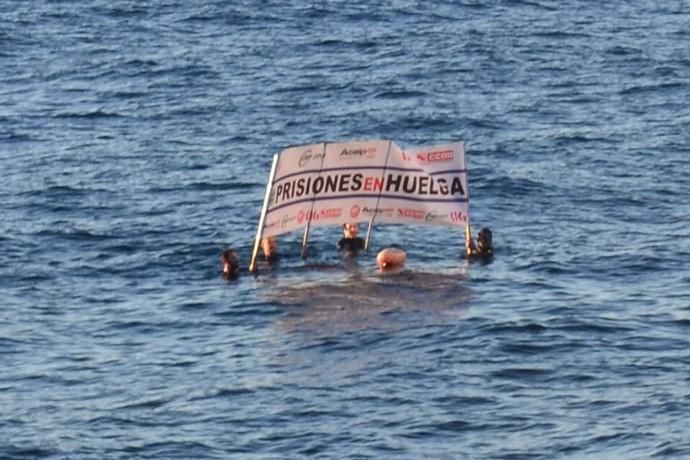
[478,227,492,241]
[477,227,493,250]
[221,249,240,277]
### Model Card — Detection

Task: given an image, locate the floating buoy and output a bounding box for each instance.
[376,247,407,271]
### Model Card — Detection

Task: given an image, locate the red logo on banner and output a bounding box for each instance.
[320,208,342,219]
[449,211,467,223]
[350,205,361,218]
[397,208,425,220]
[417,150,454,164]
[297,209,306,224]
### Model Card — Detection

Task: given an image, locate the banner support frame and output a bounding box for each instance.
[249,153,279,273]
[363,140,394,254]
[364,216,375,254]
[300,142,328,259]
[462,144,472,256]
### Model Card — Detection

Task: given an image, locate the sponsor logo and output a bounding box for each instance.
[397,208,425,220]
[361,206,394,217]
[449,211,468,224]
[281,214,296,228]
[340,147,376,159]
[350,205,361,218]
[297,208,342,224]
[425,211,440,223]
[265,219,279,229]
[319,207,342,219]
[416,150,454,164]
[299,149,325,167]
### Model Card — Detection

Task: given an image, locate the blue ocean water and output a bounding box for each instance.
[2,0,690,458]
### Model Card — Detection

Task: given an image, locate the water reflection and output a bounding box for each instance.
[263,264,474,335]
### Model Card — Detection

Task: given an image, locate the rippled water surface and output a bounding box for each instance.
[2,1,690,458]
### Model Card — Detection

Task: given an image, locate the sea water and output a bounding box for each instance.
[1,1,689,458]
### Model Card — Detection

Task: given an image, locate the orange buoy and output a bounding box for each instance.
[376,247,407,271]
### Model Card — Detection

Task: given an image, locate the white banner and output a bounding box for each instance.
[261,140,469,237]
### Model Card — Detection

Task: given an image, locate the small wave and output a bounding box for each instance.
[0,337,28,353]
[605,45,643,56]
[517,261,574,276]
[619,82,685,96]
[653,442,690,457]
[530,30,592,40]
[114,397,168,411]
[95,4,149,19]
[1,445,58,460]
[316,37,345,47]
[559,319,634,335]
[0,132,36,143]
[34,228,116,242]
[670,318,690,328]
[214,301,280,318]
[188,181,259,192]
[122,57,160,68]
[374,89,429,99]
[118,440,217,457]
[147,181,259,194]
[424,419,474,432]
[490,366,553,380]
[189,387,256,402]
[498,341,558,355]
[482,175,553,198]
[108,90,149,99]
[505,0,557,10]
[480,321,547,335]
[53,109,125,119]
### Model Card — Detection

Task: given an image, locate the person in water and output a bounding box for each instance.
[337,223,365,253]
[220,248,240,279]
[466,227,493,258]
[261,236,279,262]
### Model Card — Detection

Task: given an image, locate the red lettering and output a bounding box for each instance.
[373,177,383,191]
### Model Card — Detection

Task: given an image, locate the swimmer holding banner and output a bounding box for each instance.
[245,139,482,273]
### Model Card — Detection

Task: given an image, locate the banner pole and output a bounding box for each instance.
[300,225,311,258]
[364,216,375,254]
[249,154,279,273]
[364,140,394,255]
[462,143,471,255]
[465,223,472,256]
[300,142,327,259]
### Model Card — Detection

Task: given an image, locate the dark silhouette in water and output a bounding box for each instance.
[220,248,240,279]
[466,227,493,261]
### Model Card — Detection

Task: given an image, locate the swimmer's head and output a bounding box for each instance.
[261,236,278,260]
[343,223,360,239]
[221,249,239,278]
[477,227,493,252]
